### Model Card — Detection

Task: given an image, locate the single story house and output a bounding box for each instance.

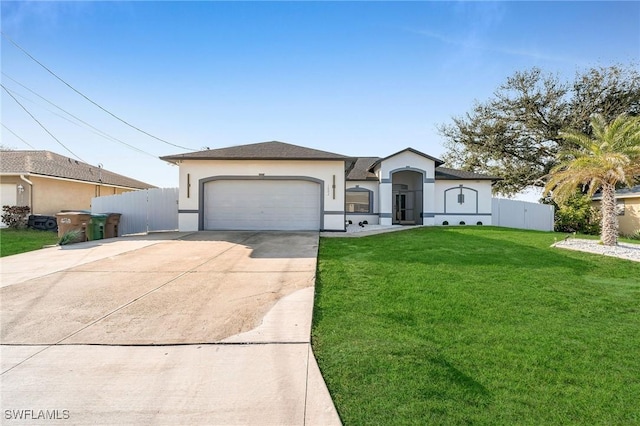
[592,185,640,236]
[161,141,500,232]
[0,150,155,223]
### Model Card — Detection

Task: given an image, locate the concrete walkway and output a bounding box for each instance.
[0,232,341,425]
[322,224,418,238]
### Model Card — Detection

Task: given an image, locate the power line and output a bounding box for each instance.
[1,31,196,152]
[1,84,86,162]
[1,123,37,149]
[2,73,159,159]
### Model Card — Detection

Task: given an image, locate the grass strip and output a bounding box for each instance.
[0,228,59,257]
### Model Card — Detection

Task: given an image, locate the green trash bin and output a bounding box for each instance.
[88,214,108,241]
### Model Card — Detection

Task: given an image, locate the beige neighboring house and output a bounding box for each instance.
[592,185,640,236]
[0,150,155,223]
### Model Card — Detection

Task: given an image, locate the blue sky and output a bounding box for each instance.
[1,1,638,193]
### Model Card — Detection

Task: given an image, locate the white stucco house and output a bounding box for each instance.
[160,141,500,232]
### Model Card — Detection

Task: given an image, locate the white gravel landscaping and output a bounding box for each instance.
[553,238,640,263]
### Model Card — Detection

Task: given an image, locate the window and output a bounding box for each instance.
[616,199,625,216]
[346,189,372,213]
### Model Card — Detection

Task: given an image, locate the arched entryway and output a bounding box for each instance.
[391,170,423,225]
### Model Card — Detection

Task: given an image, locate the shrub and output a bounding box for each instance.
[442,221,449,225]
[1,205,31,229]
[476,221,483,226]
[548,193,601,235]
[623,230,640,240]
[58,229,84,246]
[459,221,466,225]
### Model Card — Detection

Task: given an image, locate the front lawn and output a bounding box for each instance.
[0,228,59,257]
[313,226,640,425]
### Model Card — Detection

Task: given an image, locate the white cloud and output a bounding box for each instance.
[409,26,583,65]
[1,1,94,37]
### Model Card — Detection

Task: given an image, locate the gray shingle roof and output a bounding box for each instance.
[346,157,379,181]
[160,141,501,183]
[345,158,501,182]
[435,167,502,181]
[161,141,351,162]
[592,184,640,200]
[0,150,155,189]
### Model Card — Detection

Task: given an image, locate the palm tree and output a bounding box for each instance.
[545,113,640,246]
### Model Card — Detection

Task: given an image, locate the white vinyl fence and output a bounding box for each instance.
[492,198,554,232]
[91,188,179,235]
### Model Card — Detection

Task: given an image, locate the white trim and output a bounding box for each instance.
[0,173,145,191]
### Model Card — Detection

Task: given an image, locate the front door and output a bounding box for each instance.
[393,191,415,224]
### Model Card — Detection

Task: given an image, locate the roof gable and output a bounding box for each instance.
[346,157,501,182]
[0,150,155,189]
[369,147,445,171]
[161,141,351,162]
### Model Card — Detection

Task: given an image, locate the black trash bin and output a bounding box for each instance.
[28,215,58,232]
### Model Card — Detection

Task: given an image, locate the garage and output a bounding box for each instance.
[161,141,349,232]
[204,179,321,231]
[1,184,17,227]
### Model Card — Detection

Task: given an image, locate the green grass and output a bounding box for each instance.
[0,228,59,257]
[312,227,640,425]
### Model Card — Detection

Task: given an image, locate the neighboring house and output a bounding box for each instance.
[592,185,640,236]
[161,141,500,232]
[0,150,155,221]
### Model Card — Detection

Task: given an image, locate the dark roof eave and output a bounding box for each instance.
[161,155,354,162]
[435,166,502,181]
[592,185,640,200]
[435,175,502,181]
[346,177,379,182]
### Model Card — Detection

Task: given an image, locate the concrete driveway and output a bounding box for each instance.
[0,232,340,425]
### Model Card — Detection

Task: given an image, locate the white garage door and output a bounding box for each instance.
[204,180,321,230]
[0,184,17,228]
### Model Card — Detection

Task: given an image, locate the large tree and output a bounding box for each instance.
[439,65,640,195]
[544,114,640,246]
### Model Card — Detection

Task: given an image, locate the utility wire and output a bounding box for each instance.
[1,123,37,149]
[2,74,159,159]
[1,84,86,162]
[1,31,196,152]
